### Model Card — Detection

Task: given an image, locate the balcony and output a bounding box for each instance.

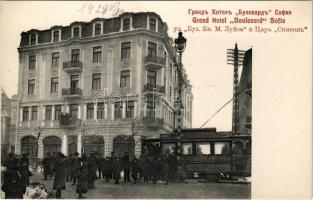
[143,84,165,94]
[144,56,165,70]
[142,117,164,128]
[63,60,83,73]
[62,88,82,98]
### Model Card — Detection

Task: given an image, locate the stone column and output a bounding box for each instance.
[78,105,81,119]
[104,104,108,119]
[61,134,68,156]
[77,133,82,157]
[122,102,126,118]
[134,135,142,158]
[111,103,114,120]
[83,104,87,120]
[94,102,97,120]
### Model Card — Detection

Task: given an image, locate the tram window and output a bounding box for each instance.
[196,143,211,155]
[162,143,176,155]
[214,142,230,155]
[181,143,192,155]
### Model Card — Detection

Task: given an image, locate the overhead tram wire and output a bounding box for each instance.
[200,86,249,128]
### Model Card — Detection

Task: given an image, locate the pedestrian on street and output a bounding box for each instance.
[109,152,115,180]
[121,152,130,182]
[102,157,111,182]
[65,154,72,182]
[20,153,32,193]
[76,154,88,199]
[112,155,122,184]
[1,158,25,199]
[53,152,66,199]
[97,153,104,179]
[43,153,53,180]
[130,158,140,184]
[167,153,178,182]
[141,157,151,184]
[71,152,81,185]
[87,152,97,189]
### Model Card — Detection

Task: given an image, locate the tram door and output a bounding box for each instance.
[21,136,36,159]
[83,135,104,156]
[113,135,135,159]
[43,136,61,157]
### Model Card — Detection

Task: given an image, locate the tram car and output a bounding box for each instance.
[141,128,251,180]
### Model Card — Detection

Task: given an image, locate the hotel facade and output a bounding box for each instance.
[11,12,193,159]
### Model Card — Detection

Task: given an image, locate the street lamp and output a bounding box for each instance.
[174,32,187,158]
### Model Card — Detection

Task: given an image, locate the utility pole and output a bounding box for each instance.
[227,43,245,135]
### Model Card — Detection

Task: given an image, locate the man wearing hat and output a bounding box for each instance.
[87,152,97,189]
[71,152,80,185]
[53,152,66,198]
[112,155,122,184]
[1,158,25,199]
[20,153,32,192]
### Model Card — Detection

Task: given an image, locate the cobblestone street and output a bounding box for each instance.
[29,172,250,199]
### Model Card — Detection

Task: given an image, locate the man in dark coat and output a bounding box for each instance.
[43,153,53,180]
[167,153,178,181]
[1,158,25,199]
[20,153,32,192]
[71,152,81,185]
[102,157,111,182]
[112,156,122,184]
[53,153,66,199]
[130,158,140,184]
[121,152,130,182]
[64,154,72,182]
[97,153,104,179]
[87,152,97,189]
[141,157,151,183]
[76,154,88,199]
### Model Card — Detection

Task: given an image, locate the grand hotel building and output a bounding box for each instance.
[11,12,193,159]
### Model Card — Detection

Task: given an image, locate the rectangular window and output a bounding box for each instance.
[55,105,62,120]
[123,18,130,31]
[29,55,36,70]
[149,18,156,31]
[73,27,80,38]
[97,102,104,119]
[86,103,94,119]
[70,75,79,89]
[148,42,157,57]
[196,143,211,155]
[95,23,101,36]
[23,107,29,121]
[147,70,157,86]
[120,70,130,88]
[45,105,52,121]
[52,52,60,68]
[126,101,134,118]
[181,143,193,155]
[53,30,59,42]
[28,79,35,94]
[92,73,101,90]
[70,104,78,119]
[162,143,176,155]
[31,106,38,121]
[121,42,131,60]
[93,46,102,63]
[71,49,80,62]
[51,77,59,93]
[147,101,155,118]
[30,34,36,45]
[214,142,230,155]
[114,102,122,118]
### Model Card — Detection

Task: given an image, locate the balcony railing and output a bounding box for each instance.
[63,60,83,73]
[143,84,165,94]
[144,56,166,69]
[62,88,82,98]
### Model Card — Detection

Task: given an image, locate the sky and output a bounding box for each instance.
[0,1,311,131]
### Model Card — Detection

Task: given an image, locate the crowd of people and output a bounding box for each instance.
[2,151,186,199]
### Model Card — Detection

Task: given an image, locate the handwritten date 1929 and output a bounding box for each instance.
[78,2,124,17]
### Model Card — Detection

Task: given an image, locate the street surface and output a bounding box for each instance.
[27,172,251,199]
